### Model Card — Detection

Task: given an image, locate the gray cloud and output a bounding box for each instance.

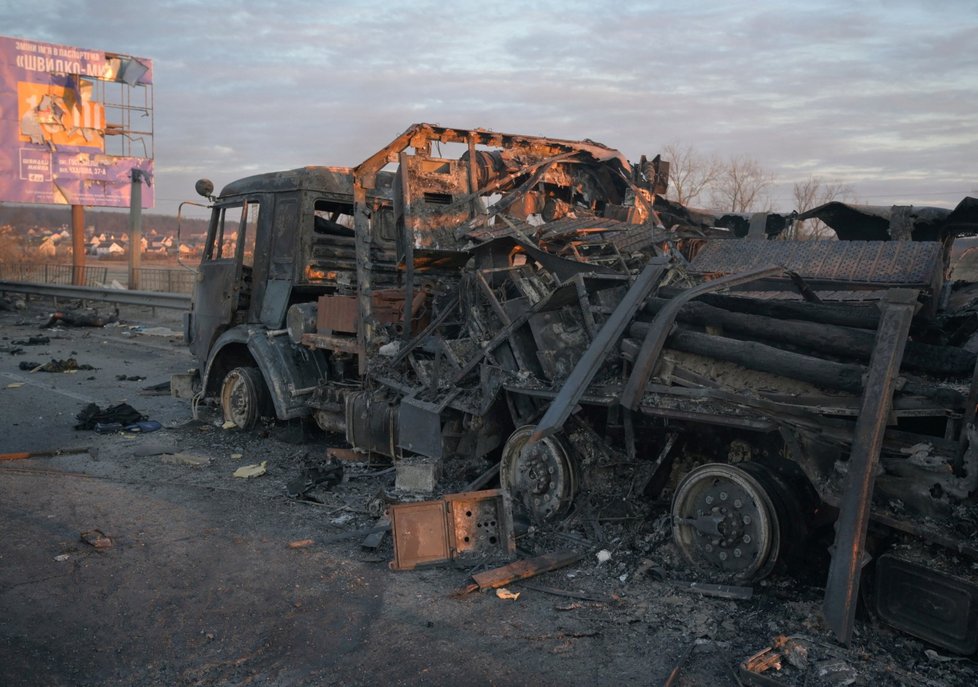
[1,0,975,215]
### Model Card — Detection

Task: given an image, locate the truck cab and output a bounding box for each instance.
[186,165,397,427]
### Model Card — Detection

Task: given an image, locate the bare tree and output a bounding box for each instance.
[710,155,773,213]
[662,143,722,207]
[789,177,854,239]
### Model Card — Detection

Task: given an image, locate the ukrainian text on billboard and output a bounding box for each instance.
[0,36,153,207]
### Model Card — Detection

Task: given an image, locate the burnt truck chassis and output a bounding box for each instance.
[183,123,978,655]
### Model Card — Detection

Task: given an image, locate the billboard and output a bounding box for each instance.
[0,36,153,208]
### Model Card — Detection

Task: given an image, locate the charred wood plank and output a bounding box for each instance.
[640,298,975,377]
[666,329,865,393]
[620,266,784,410]
[658,289,883,329]
[822,289,918,645]
[469,550,585,591]
[650,329,960,405]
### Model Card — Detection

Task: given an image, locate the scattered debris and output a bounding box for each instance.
[462,550,586,595]
[53,553,70,562]
[43,307,118,328]
[923,648,966,664]
[0,295,26,311]
[325,446,367,463]
[0,446,94,461]
[11,335,49,346]
[286,458,344,500]
[495,587,520,601]
[233,461,268,478]
[124,420,162,433]
[741,645,783,676]
[132,442,177,457]
[288,539,315,549]
[20,358,94,372]
[116,374,147,382]
[140,380,171,395]
[815,658,858,686]
[361,516,390,550]
[162,452,211,467]
[517,582,614,603]
[94,420,162,434]
[774,635,810,671]
[221,420,237,430]
[5,382,23,388]
[80,529,112,549]
[596,549,612,564]
[75,403,146,430]
[662,641,695,687]
[129,325,179,337]
[685,581,753,600]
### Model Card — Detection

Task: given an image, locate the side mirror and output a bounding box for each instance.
[195,178,215,199]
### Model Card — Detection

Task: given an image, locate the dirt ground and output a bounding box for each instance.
[1,296,977,686]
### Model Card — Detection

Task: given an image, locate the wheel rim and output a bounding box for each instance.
[500,425,578,523]
[671,463,781,581]
[221,368,257,429]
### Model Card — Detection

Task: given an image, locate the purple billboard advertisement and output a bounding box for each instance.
[0,36,153,208]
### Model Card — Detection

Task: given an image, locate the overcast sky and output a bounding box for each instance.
[2,0,975,216]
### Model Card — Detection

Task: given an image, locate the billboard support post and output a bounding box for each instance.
[71,204,85,286]
[128,169,142,290]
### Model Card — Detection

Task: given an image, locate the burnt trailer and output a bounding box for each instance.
[178,123,978,654]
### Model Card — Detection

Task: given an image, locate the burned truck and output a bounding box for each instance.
[180,123,978,654]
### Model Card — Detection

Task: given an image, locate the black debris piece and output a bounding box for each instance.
[11,336,50,346]
[75,403,146,431]
[19,358,95,372]
[43,307,118,329]
[286,457,344,501]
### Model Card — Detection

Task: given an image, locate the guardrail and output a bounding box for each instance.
[0,263,197,293]
[0,280,192,310]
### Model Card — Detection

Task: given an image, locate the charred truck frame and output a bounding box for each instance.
[180,123,978,654]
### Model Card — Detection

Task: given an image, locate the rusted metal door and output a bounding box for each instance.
[188,200,260,360]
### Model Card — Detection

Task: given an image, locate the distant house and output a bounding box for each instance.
[37,235,57,258]
[96,242,125,257]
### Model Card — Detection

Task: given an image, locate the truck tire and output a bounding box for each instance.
[220,366,269,430]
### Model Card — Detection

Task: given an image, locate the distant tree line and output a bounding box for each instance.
[661,143,853,239]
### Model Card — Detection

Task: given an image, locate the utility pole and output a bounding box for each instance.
[127,169,148,290]
[71,204,85,285]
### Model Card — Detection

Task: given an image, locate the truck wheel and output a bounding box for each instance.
[220,366,269,430]
[671,462,781,581]
[500,425,578,524]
